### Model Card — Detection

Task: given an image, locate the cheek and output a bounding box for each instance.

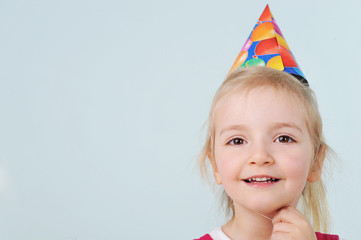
[281,151,312,182]
[215,149,243,180]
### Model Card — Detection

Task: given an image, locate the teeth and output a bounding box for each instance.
[246,177,278,183]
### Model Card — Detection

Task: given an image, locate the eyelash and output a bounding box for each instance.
[227,137,246,145]
[275,135,295,143]
[226,135,295,145]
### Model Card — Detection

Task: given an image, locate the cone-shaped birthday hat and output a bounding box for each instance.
[228,5,308,85]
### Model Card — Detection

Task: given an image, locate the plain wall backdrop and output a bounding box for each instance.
[0,0,360,239]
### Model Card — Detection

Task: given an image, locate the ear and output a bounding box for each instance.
[208,152,222,185]
[213,166,222,185]
[307,144,326,182]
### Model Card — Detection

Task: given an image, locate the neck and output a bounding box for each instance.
[222,207,275,240]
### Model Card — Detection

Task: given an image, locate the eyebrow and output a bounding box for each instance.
[219,125,248,136]
[271,122,304,134]
[219,122,304,136]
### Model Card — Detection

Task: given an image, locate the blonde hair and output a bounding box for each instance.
[199,66,330,233]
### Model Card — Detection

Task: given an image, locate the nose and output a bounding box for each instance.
[248,142,275,166]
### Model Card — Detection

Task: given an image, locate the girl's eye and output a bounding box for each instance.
[275,135,294,143]
[227,138,245,145]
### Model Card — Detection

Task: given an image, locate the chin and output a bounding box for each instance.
[247,199,292,215]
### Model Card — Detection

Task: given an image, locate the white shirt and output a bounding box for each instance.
[209,227,231,240]
[208,227,344,240]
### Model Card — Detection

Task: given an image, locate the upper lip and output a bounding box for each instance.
[242,175,280,181]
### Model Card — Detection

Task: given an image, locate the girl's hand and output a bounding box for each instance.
[270,206,317,240]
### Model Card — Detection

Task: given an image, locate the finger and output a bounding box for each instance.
[279,206,313,229]
[272,223,314,240]
[272,221,294,234]
[272,208,292,224]
[272,207,302,225]
[272,207,316,240]
[270,231,291,240]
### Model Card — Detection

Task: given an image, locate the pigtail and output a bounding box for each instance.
[302,180,329,233]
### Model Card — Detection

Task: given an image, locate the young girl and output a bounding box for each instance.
[195,66,339,240]
[195,5,339,240]
[194,67,338,240]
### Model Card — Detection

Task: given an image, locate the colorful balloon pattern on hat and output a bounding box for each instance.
[228,5,307,83]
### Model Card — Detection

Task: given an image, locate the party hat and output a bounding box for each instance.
[228,5,307,85]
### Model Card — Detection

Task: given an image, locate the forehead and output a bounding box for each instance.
[214,87,308,131]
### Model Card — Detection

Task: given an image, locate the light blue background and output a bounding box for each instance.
[0,0,360,239]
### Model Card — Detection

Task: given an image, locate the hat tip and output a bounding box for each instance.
[228,4,307,85]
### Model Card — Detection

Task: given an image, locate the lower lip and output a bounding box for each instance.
[243,180,280,188]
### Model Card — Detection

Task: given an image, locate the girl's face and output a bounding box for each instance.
[213,87,318,217]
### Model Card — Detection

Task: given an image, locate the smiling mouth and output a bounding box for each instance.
[243,177,280,183]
